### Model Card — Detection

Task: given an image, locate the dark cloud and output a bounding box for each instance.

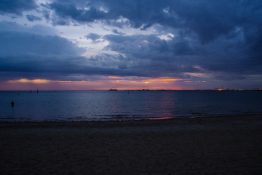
[49,1,107,24]
[0,0,262,88]
[0,55,140,80]
[86,33,100,41]
[26,14,42,21]
[49,0,262,42]
[0,22,56,35]
[0,22,140,80]
[0,31,82,57]
[47,0,262,78]
[104,29,262,78]
[0,0,36,14]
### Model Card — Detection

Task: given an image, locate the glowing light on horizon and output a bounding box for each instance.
[8,79,51,84]
[3,76,184,90]
[143,77,180,84]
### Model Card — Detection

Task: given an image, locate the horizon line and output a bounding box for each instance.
[0,89,261,92]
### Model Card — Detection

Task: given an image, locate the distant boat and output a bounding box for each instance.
[109,89,118,91]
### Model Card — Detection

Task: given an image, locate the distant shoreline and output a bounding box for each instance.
[1,114,261,127]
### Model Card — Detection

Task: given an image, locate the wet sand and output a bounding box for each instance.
[1,116,262,175]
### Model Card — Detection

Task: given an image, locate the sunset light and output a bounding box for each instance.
[1,1,262,174]
[2,77,183,90]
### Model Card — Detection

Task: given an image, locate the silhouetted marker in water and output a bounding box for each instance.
[11,101,15,108]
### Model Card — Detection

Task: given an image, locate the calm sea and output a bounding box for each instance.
[0,91,261,121]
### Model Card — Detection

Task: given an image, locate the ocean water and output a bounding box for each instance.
[0,91,262,121]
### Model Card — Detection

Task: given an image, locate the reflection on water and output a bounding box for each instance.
[0,91,262,121]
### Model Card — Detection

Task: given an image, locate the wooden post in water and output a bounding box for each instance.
[11,100,15,108]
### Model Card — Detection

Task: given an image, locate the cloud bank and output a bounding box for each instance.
[0,0,262,89]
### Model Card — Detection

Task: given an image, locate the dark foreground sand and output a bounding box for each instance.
[1,116,262,175]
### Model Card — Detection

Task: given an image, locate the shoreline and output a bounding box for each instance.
[1,114,262,174]
[1,114,262,127]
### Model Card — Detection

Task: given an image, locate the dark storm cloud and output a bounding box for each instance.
[0,22,141,80]
[0,0,36,14]
[0,55,140,80]
[86,33,101,41]
[49,1,107,24]
[104,31,262,78]
[49,0,262,42]
[0,22,56,35]
[100,33,202,77]
[0,0,262,88]
[0,31,81,56]
[47,0,262,78]
[26,14,42,21]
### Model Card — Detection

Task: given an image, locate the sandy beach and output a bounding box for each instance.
[1,115,262,175]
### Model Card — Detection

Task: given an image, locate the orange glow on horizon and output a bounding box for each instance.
[2,76,185,90]
[109,76,122,79]
[8,79,51,84]
[143,77,180,84]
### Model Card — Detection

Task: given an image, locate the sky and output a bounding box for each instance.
[0,0,261,90]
